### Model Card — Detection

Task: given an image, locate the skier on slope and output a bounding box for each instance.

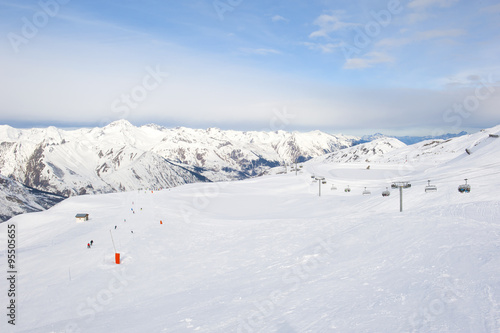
[90,240,93,246]
[87,243,90,249]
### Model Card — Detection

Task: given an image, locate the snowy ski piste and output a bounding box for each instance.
[1,126,500,332]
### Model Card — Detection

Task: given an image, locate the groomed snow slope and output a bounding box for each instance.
[1,128,500,332]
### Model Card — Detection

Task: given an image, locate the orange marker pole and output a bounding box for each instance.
[110,230,120,264]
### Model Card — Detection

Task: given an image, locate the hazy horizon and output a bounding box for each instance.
[1,0,499,136]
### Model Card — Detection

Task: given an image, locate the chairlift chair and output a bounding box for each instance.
[382,187,391,197]
[322,180,327,184]
[331,184,337,190]
[362,187,371,195]
[425,180,437,193]
[344,185,351,193]
[458,179,471,193]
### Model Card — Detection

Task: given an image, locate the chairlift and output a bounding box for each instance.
[392,182,411,189]
[362,187,371,195]
[322,180,327,184]
[458,179,471,193]
[331,184,337,190]
[382,187,391,197]
[344,185,351,193]
[310,175,315,179]
[425,180,437,193]
[313,179,318,183]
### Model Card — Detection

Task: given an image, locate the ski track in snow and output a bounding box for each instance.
[1,126,500,332]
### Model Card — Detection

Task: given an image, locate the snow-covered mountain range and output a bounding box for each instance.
[316,137,407,163]
[0,120,356,197]
[0,174,65,222]
[354,131,468,145]
[392,131,468,145]
[315,126,499,167]
[0,120,493,222]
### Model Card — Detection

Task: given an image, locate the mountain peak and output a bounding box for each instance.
[106,119,134,128]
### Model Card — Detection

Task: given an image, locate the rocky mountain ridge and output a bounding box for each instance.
[0,120,356,196]
[0,174,65,222]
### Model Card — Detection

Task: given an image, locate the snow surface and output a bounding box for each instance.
[1,125,500,332]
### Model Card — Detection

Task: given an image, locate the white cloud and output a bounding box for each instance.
[0,1,37,10]
[369,29,464,70]
[376,38,411,48]
[406,11,433,24]
[305,11,357,56]
[480,3,500,13]
[271,15,288,23]
[239,48,282,55]
[415,28,465,41]
[434,68,500,88]
[408,0,459,9]
[309,11,358,39]
[375,29,464,52]
[301,42,341,53]
[406,0,458,23]
[343,52,394,69]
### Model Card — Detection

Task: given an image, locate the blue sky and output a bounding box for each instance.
[0,0,499,135]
